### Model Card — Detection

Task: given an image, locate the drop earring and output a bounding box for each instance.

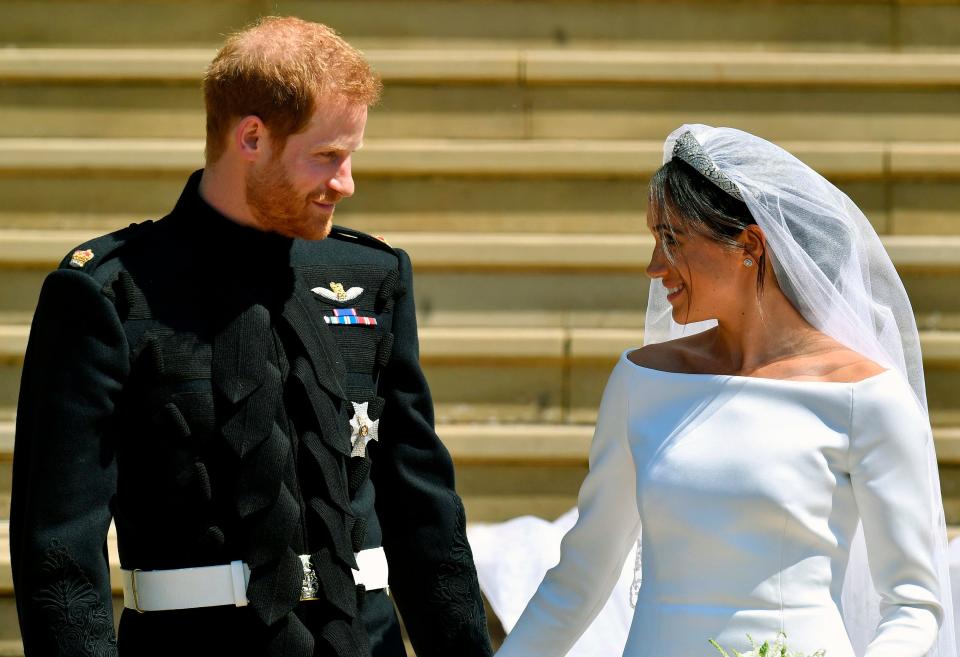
[743,258,754,267]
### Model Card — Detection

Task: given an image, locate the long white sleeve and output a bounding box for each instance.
[496,360,641,657]
[849,375,944,657]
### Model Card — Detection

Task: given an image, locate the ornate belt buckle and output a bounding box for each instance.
[299,554,319,601]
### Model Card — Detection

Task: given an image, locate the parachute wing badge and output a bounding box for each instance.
[312,281,364,303]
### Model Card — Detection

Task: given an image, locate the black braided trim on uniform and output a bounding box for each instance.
[137,331,166,375]
[158,334,212,380]
[280,285,367,638]
[33,541,117,657]
[192,460,212,502]
[263,608,314,657]
[390,493,492,656]
[672,130,744,201]
[350,517,367,553]
[427,495,490,646]
[327,326,381,373]
[200,525,226,550]
[115,270,154,321]
[213,303,302,633]
[309,497,358,571]
[347,456,372,497]
[375,269,401,313]
[156,401,191,439]
[375,333,394,369]
[134,328,212,382]
[318,616,368,657]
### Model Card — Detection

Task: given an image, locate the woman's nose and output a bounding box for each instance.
[645,244,668,280]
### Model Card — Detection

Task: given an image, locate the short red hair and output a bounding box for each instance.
[203,16,382,162]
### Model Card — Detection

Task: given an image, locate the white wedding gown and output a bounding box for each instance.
[494,352,943,657]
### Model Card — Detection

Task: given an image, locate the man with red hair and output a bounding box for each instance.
[11,16,492,657]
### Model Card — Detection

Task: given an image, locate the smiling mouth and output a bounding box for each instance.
[665,283,685,301]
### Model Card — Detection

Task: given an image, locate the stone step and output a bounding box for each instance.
[5,49,960,145]
[0,423,586,525]
[4,47,959,86]
[10,137,958,178]
[2,417,960,513]
[3,325,960,423]
[0,174,957,237]
[3,277,957,339]
[3,230,960,272]
[0,140,957,239]
[3,232,960,335]
[4,71,959,143]
[1,137,957,181]
[4,0,958,52]
[2,419,960,524]
[0,641,24,657]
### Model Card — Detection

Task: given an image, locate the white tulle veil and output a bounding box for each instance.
[641,124,956,657]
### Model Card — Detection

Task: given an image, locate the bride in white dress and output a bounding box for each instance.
[492,125,956,657]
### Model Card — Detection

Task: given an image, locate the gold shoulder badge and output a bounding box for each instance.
[69,249,94,268]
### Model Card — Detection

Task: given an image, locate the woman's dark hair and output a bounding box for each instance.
[648,158,766,300]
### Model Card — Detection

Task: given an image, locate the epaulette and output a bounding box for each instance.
[328,225,396,256]
[58,220,156,276]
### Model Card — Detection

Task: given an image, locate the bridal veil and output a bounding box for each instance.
[643,124,956,657]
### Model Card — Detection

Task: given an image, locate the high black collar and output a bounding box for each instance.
[171,169,295,261]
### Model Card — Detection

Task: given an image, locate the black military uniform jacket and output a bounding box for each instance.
[11,171,492,657]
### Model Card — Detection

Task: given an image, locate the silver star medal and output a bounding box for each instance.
[349,401,380,458]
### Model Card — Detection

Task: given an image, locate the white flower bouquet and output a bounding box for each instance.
[709,632,825,657]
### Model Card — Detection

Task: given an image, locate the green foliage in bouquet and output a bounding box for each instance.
[709,632,825,657]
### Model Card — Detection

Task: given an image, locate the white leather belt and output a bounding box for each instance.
[121,547,389,612]
[353,546,390,592]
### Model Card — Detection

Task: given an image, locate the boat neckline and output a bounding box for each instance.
[620,350,895,387]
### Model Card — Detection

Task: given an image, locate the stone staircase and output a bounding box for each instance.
[1,0,959,651]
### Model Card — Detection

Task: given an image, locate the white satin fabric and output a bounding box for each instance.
[469,508,638,657]
[495,354,943,657]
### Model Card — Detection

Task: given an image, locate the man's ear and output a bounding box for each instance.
[234,115,269,163]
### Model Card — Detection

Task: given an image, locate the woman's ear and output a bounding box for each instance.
[741,225,766,262]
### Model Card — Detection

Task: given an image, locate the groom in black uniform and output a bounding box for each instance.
[11,16,492,657]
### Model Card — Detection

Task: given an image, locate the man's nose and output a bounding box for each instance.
[329,156,355,198]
